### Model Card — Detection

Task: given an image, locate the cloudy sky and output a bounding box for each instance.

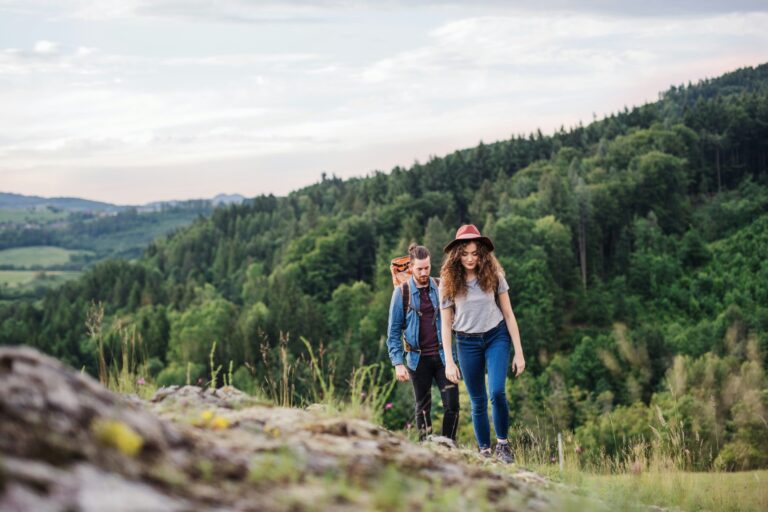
[1,1,767,205]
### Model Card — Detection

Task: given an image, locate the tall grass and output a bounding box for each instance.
[346,363,397,423]
[208,340,222,390]
[506,406,709,474]
[578,470,768,512]
[88,301,156,399]
[501,419,767,512]
[248,332,397,419]
[257,332,296,407]
[301,335,335,405]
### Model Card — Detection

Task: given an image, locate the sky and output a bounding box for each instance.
[1,1,767,205]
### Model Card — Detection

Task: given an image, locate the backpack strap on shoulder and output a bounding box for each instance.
[401,280,410,323]
[400,280,422,353]
[401,279,427,330]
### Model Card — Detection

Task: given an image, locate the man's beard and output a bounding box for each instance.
[416,275,429,285]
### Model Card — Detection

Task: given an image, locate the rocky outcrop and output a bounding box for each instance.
[0,347,558,511]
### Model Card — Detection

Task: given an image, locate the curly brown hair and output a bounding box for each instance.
[439,240,505,301]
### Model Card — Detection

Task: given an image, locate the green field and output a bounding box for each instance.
[544,468,768,512]
[0,246,94,268]
[0,270,81,288]
[0,208,69,224]
[590,470,767,512]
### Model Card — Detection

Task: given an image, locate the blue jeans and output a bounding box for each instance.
[456,320,511,449]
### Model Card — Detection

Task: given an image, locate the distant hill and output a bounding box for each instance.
[212,193,247,206]
[0,192,123,212]
[0,192,247,213]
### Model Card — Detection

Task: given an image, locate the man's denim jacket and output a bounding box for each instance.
[387,275,448,371]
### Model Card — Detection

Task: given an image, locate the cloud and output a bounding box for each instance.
[33,40,58,54]
[0,42,101,75]
[0,40,323,79]
[515,0,768,17]
[159,53,320,68]
[359,12,768,89]
[3,1,768,23]
[0,0,335,23]
[135,1,331,24]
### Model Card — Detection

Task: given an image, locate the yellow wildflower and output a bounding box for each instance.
[210,416,230,430]
[92,419,144,457]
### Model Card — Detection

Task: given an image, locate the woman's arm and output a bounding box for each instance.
[498,291,525,377]
[440,290,461,383]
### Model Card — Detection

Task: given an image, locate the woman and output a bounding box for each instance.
[439,224,525,462]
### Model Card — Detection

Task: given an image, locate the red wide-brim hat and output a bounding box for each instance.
[443,224,495,253]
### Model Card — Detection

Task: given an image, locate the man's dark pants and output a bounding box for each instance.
[407,354,459,440]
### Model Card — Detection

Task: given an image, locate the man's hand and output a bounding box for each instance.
[512,353,526,377]
[444,361,461,384]
[395,364,410,382]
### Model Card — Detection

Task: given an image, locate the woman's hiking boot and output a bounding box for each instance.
[494,442,514,464]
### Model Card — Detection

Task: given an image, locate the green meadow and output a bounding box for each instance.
[0,246,94,268]
[578,469,768,512]
[0,208,68,224]
[0,270,81,289]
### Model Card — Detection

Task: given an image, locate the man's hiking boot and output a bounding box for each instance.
[479,447,493,459]
[494,442,514,464]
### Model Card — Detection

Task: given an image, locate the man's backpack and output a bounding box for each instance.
[390,255,411,287]
[390,255,440,320]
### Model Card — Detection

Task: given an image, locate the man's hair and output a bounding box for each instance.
[408,243,430,261]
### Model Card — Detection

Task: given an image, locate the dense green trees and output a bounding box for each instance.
[2,63,768,469]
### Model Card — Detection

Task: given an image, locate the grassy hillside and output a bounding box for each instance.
[0,270,81,289]
[0,208,69,224]
[0,246,94,268]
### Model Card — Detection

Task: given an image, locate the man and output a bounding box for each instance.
[387,243,459,441]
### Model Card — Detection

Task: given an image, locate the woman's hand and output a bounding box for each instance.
[512,353,526,377]
[445,361,461,384]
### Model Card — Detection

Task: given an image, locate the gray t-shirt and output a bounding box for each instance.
[440,274,510,334]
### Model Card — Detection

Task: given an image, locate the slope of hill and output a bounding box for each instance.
[0,192,123,212]
[0,192,247,213]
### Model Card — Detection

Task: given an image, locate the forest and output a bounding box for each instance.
[2,63,767,471]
